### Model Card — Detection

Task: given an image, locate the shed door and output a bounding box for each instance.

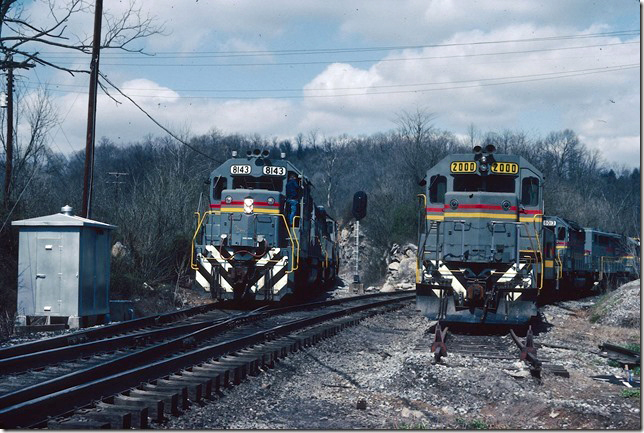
[36,237,62,315]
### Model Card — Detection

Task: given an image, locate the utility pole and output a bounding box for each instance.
[3,60,13,210]
[81,0,103,219]
[107,172,128,201]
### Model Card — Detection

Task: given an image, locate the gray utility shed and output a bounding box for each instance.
[12,206,116,328]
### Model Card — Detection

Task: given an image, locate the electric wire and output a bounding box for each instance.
[24,63,639,100]
[98,72,220,163]
[36,29,640,59]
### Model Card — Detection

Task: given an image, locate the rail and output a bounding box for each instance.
[0,292,414,428]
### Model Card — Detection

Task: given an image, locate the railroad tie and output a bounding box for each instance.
[129,388,180,417]
[95,401,148,429]
[142,382,189,411]
[73,410,132,429]
[190,364,229,390]
[210,358,246,385]
[113,394,165,424]
[47,418,111,429]
[169,373,213,400]
[224,353,263,376]
[156,377,203,403]
[235,347,269,372]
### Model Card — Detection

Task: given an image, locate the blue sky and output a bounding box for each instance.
[16,0,641,168]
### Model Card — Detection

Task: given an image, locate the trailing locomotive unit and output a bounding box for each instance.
[539,217,640,297]
[192,149,339,302]
[416,145,544,324]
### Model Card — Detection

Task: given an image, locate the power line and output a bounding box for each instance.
[44,41,639,68]
[25,63,639,100]
[37,29,640,59]
[23,56,639,94]
[98,72,220,163]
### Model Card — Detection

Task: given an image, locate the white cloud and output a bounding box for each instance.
[17,0,639,168]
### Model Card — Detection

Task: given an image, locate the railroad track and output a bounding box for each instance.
[0,291,414,428]
[415,322,569,378]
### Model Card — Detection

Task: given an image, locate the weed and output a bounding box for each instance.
[456,418,489,430]
[621,389,640,399]
[396,422,428,430]
[625,343,641,353]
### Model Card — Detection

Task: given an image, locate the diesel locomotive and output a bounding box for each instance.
[192,149,339,302]
[416,144,543,324]
[416,145,638,325]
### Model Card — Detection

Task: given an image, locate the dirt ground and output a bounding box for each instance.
[161,295,641,430]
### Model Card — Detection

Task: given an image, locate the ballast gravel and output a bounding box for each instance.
[160,297,641,430]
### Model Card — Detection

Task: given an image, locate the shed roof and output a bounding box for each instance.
[12,211,116,229]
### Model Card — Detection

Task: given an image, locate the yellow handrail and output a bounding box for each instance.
[291,215,301,272]
[191,210,219,270]
[417,193,427,209]
[530,213,544,292]
[278,213,299,273]
[191,210,299,274]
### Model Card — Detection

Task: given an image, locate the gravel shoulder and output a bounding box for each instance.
[162,296,641,430]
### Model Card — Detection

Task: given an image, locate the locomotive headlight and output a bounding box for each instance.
[502,200,511,211]
[480,156,487,164]
[267,197,275,205]
[225,195,232,204]
[244,198,254,214]
[450,199,459,210]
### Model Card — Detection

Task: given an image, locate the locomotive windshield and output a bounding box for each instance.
[453,174,515,193]
[232,175,283,191]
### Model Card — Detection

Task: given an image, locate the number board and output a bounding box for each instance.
[262,166,286,176]
[490,162,519,174]
[230,164,251,175]
[543,220,557,227]
[450,161,477,173]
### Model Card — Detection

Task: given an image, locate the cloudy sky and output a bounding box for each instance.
[16,0,641,168]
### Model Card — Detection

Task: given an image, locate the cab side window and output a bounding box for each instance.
[521,177,539,206]
[429,175,446,203]
[557,227,566,241]
[213,177,227,200]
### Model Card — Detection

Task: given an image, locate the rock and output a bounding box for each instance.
[503,368,530,378]
[381,282,396,292]
[401,408,425,419]
[111,241,128,258]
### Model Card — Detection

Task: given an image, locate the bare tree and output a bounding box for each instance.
[0,0,164,74]
[394,106,437,183]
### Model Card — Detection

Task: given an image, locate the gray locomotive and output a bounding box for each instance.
[416,144,545,325]
[416,145,639,325]
[192,149,339,302]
